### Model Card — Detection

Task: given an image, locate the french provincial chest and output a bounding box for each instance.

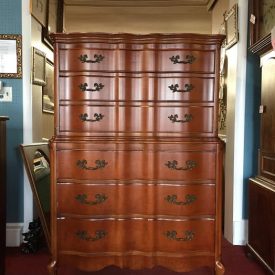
[49,33,225,275]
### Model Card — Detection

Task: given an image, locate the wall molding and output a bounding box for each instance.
[233,219,248,245]
[6,223,23,247]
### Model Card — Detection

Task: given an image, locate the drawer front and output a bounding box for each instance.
[57,183,215,216]
[59,49,116,72]
[57,218,215,253]
[59,75,214,103]
[56,149,216,181]
[58,105,214,137]
[59,76,117,101]
[59,49,215,73]
[157,50,215,73]
[156,77,214,102]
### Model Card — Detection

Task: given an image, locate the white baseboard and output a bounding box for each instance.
[6,223,24,247]
[233,219,248,245]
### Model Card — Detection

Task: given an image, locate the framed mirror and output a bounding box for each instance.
[0,34,22,78]
[20,143,50,249]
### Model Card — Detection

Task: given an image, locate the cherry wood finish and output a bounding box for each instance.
[49,33,225,275]
[0,116,9,275]
[59,74,215,102]
[247,58,275,273]
[57,183,216,216]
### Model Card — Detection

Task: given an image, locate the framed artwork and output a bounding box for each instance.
[30,0,47,27]
[249,0,275,54]
[224,4,239,49]
[0,34,22,78]
[42,0,64,49]
[32,47,46,86]
[42,59,54,114]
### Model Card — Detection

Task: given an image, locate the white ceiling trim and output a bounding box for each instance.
[64,0,214,8]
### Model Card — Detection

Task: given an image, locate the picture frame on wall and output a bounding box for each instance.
[32,47,46,86]
[0,34,22,78]
[224,4,239,49]
[42,59,54,114]
[249,0,275,54]
[42,0,64,50]
[30,0,48,27]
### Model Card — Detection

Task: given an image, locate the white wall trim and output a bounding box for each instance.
[6,223,24,247]
[233,219,248,245]
[22,0,34,232]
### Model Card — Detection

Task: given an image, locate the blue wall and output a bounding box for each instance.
[0,0,24,222]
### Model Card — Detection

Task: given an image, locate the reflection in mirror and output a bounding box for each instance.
[20,143,51,250]
[33,150,50,232]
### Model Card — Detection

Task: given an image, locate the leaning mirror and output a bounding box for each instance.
[20,143,50,249]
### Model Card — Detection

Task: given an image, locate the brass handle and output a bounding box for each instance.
[169,54,196,64]
[79,83,104,92]
[165,160,197,171]
[165,230,194,241]
[168,114,193,123]
[75,193,108,205]
[76,230,107,241]
[80,113,104,122]
[165,194,197,205]
[76,159,108,170]
[168,84,194,93]
[79,54,104,63]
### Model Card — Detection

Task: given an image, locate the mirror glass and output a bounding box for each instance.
[33,150,51,233]
[20,143,51,249]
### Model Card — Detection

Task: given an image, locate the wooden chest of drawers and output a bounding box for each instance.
[49,33,225,274]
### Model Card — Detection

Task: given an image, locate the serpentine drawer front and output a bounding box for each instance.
[57,183,216,216]
[50,33,225,275]
[59,48,215,73]
[57,218,215,253]
[58,104,214,137]
[56,147,216,181]
[58,75,215,103]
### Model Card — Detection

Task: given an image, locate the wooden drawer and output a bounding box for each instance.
[56,148,216,181]
[57,218,215,253]
[58,104,214,137]
[57,183,216,216]
[59,48,215,73]
[59,75,214,103]
[59,49,116,72]
[156,50,215,73]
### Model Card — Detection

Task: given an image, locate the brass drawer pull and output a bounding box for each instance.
[165,194,197,205]
[165,160,197,171]
[79,83,104,92]
[79,54,104,63]
[168,83,194,93]
[165,230,194,241]
[75,193,108,205]
[76,159,108,170]
[168,114,192,123]
[76,230,107,241]
[169,54,196,64]
[80,113,104,122]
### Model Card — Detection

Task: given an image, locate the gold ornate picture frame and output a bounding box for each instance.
[224,4,239,49]
[32,47,46,86]
[0,34,22,78]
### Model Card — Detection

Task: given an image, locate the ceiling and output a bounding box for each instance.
[64,0,217,10]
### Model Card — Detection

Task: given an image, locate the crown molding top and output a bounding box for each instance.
[64,0,215,8]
